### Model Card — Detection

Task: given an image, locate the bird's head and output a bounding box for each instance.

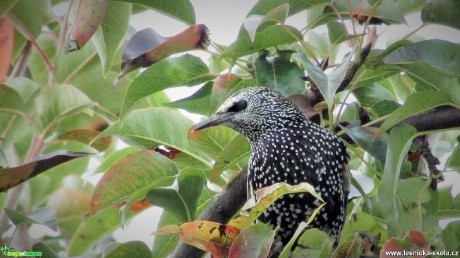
[193,87,304,141]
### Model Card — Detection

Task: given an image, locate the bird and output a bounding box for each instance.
[193,87,350,250]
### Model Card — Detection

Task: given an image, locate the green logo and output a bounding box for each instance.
[1,246,16,255]
[1,245,42,257]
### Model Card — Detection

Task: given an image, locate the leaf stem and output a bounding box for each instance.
[6,13,55,84]
[63,52,98,84]
[336,69,367,122]
[402,24,425,40]
[0,108,33,122]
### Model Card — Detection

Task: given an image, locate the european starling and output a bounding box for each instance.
[194,87,349,248]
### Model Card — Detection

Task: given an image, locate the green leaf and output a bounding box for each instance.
[371,100,400,117]
[378,125,418,237]
[55,42,134,113]
[0,0,16,15]
[93,1,131,76]
[328,0,406,25]
[106,241,151,258]
[327,21,351,45]
[383,40,460,78]
[279,222,308,258]
[116,0,196,24]
[152,210,181,258]
[247,0,329,17]
[438,191,460,218]
[0,84,26,111]
[291,46,355,108]
[4,207,57,231]
[395,0,426,14]
[228,223,276,258]
[33,84,93,131]
[421,0,460,30]
[443,220,460,251]
[341,126,388,161]
[97,146,140,173]
[32,242,59,258]
[2,77,40,102]
[354,82,396,107]
[90,150,178,212]
[166,82,212,116]
[446,144,460,170]
[99,107,211,167]
[188,124,237,159]
[147,172,205,222]
[293,228,335,258]
[397,177,431,208]
[229,182,323,230]
[10,0,51,37]
[222,25,302,59]
[68,207,138,256]
[307,5,327,27]
[120,55,214,117]
[333,233,363,258]
[243,4,289,41]
[211,134,250,181]
[393,64,460,105]
[378,91,452,133]
[255,50,305,96]
[304,30,336,60]
[340,212,388,244]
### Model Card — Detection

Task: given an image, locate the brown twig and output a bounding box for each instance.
[413,137,442,190]
[11,41,32,78]
[305,43,373,109]
[171,168,248,258]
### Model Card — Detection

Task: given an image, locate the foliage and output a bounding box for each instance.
[0,0,459,257]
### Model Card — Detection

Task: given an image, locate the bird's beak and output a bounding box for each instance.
[193,112,234,131]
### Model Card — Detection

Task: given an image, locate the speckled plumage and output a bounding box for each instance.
[195,87,349,246]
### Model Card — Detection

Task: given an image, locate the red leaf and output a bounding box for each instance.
[66,0,107,52]
[120,24,209,77]
[0,17,14,83]
[408,230,428,248]
[90,150,177,212]
[212,73,241,92]
[380,238,405,258]
[58,128,112,152]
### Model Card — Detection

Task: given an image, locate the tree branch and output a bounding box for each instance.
[171,168,248,258]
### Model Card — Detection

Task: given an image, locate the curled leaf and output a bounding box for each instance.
[66,0,108,52]
[229,182,322,230]
[155,221,240,257]
[120,24,210,77]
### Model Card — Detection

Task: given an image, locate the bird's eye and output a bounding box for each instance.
[227,100,247,112]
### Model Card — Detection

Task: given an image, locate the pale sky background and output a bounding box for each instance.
[30,0,460,254]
